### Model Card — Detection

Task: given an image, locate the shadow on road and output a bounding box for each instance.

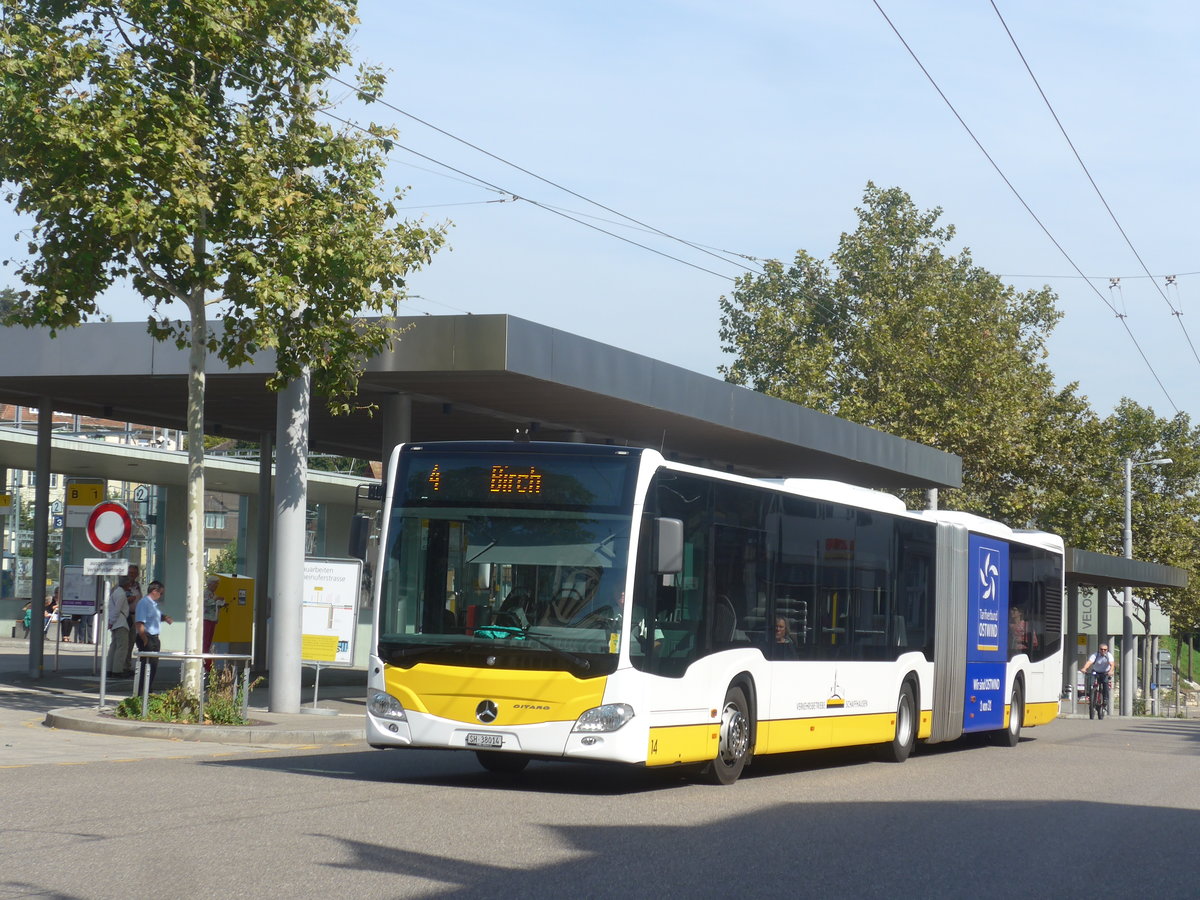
[301,799,1200,898]
[199,729,1017,796]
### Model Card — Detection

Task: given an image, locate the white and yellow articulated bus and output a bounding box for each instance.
[366,441,1064,784]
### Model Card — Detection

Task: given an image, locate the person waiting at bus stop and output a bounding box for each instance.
[106,577,134,678]
[133,581,172,695]
[202,575,222,674]
[1080,642,1115,714]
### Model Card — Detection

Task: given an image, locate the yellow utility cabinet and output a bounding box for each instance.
[211,575,254,645]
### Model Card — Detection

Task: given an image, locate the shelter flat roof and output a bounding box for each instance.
[0,314,961,489]
[1066,548,1188,591]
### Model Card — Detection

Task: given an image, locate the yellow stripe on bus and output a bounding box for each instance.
[759,712,902,753]
[651,707,940,764]
[1020,700,1060,727]
[384,664,607,727]
[646,723,719,766]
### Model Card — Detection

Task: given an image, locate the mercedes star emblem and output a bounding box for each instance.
[475,700,498,724]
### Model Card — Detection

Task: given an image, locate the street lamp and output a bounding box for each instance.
[1121,455,1172,716]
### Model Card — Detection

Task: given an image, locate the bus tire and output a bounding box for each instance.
[475,751,530,775]
[1001,681,1024,747]
[882,681,916,763]
[702,686,752,785]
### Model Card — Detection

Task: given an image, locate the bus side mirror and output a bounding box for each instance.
[348,514,371,562]
[655,517,683,574]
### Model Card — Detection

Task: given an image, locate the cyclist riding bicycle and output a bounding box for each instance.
[1080,643,1116,717]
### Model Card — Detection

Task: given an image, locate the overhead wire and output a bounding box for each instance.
[7,8,1022,353]
[15,8,747,284]
[114,6,763,279]
[1004,270,1200,281]
[989,0,1200,369]
[870,0,1179,414]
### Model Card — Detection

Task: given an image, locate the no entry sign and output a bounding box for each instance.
[85,501,133,553]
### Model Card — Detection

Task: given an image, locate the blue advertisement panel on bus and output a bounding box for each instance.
[963,534,1009,732]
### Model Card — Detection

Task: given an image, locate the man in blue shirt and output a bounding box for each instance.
[134,581,172,696]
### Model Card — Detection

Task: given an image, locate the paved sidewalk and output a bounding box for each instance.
[0,636,366,746]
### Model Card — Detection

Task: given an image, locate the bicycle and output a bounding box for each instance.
[1087,671,1111,720]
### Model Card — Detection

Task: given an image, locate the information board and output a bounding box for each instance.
[60,564,100,616]
[65,479,105,527]
[301,557,362,667]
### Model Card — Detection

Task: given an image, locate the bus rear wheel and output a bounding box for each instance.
[702,686,751,785]
[475,751,530,775]
[881,682,916,763]
[1001,682,1024,747]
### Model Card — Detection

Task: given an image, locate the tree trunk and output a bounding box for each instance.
[183,293,206,698]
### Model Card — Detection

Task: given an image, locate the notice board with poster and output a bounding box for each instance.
[60,564,101,616]
[301,557,361,667]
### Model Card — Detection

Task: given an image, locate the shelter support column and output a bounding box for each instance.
[160,485,187,646]
[269,373,309,714]
[381,393,411,464]
[1066,582,1079,715]
[27,398,52,679]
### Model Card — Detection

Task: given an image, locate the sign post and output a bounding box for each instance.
[85,556,130,708]
[83,502,131,709]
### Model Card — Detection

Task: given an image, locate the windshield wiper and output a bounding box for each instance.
[474,625,591,671]
[524,630,591,671]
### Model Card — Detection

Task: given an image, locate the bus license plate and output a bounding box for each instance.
[466,733,502,748]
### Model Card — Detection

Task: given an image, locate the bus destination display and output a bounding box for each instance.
[400,452,631,509]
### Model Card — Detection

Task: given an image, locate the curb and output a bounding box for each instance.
[44,707,364,745]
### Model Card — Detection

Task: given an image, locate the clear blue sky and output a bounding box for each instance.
[4,1,1198,422]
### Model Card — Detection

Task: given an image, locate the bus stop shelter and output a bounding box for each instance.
[1064,549,1188,715]
[0,313,1187,715]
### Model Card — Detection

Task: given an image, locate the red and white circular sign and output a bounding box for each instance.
[85,501,133,553]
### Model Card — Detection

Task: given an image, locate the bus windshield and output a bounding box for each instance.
[377,447,638,675]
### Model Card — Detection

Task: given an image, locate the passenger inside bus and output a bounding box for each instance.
[1009,606,1038,653]
[767,615,798,660]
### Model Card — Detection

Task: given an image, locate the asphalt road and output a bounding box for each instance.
[3,708,1199,899]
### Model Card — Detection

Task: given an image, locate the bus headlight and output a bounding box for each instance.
[368,690,407,722]
[573,703,634,733]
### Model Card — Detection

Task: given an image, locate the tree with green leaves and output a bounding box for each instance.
[720,182,1099,533]
[0,2,445,693]
[1091,401,1200,691]
[207,540,239,579]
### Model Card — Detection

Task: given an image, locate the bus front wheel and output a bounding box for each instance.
[882,682,916,763]
[703,686,752,785]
